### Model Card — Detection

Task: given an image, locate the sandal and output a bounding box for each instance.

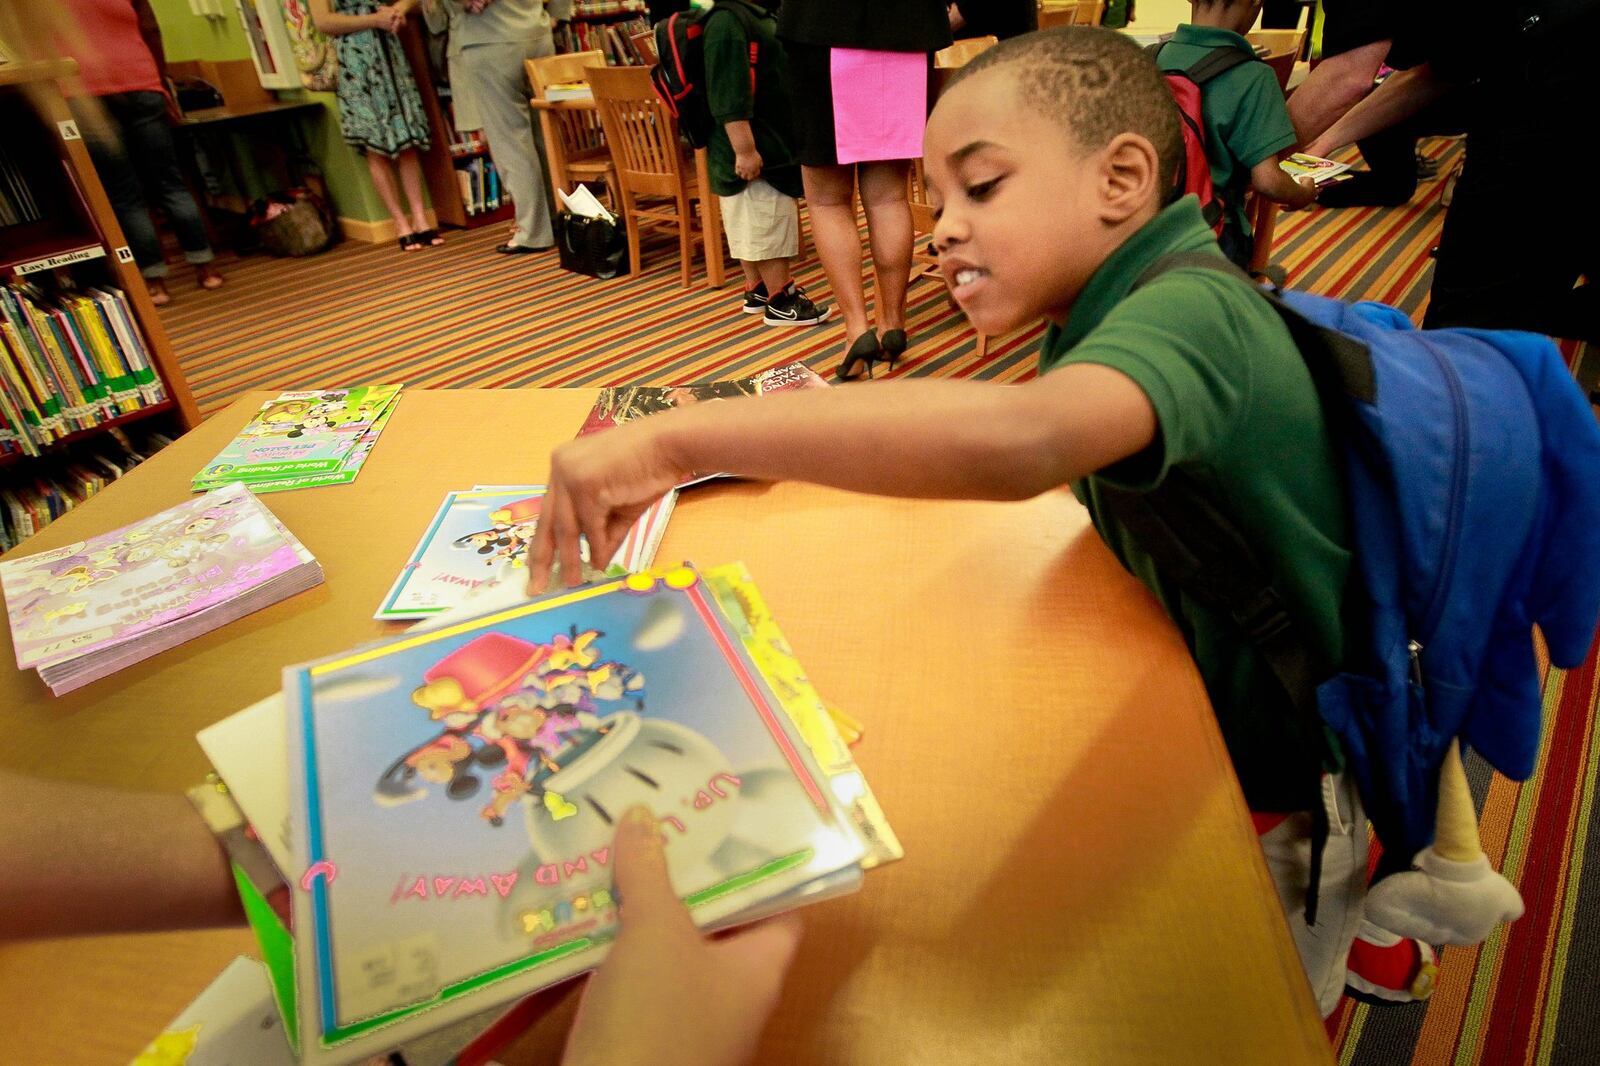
[416,229,445,247]
[398,233,423,252]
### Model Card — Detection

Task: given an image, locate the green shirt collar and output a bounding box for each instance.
[1049,197,1224,355]
[1170,22,1258,55]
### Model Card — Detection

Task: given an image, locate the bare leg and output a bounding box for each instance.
[365,152,414,237]
[752,257,792,294]
[802,164,870,344]
[395,150,434,237]
[739,261,762,288]
[859,160,913,334]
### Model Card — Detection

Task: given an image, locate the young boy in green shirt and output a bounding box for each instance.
[527,27,1431,1014]
[703,0,827,326]
[1157,0,1319,266]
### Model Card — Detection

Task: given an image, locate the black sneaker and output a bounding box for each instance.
[741,281,769,314]
[763,284,830,327]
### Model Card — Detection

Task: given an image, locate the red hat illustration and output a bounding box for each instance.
[412,633,549,719]
[490,496,543,526]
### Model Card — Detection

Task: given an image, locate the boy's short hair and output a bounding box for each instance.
[947,27,1182,195]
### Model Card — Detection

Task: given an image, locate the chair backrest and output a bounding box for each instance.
[935,35,998,68]
[630,29,658,64]
[526,50,607,99]
[587,64,687,199]
[1076,0,1105,25]
[1037,7,1079,29]
[1245,29,1305,93]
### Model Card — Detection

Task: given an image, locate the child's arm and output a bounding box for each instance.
[724,120,763,181]
[1250,153,1320,210]
[527,366,1157,590]
[0,770,242,940]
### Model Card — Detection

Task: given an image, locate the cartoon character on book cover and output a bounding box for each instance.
[291,570,860,1035]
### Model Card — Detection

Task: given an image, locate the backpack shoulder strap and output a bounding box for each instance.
[1103,251,1370,924]
[1183,45,1257,85]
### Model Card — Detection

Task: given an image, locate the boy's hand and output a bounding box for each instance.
[734,147,763,181]
[525,423,687,594]
[561,807,803,1066]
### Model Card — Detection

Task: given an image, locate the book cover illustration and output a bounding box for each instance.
[192,385,402,491]
[375,488,676,620]
[286,566,864,1059]
[249,399,399,495]
[1,482,314,670]
[575,361,827,443]
[1279,152,1354,185]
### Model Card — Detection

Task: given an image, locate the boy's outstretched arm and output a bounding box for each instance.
[527,366,1156,590]
[1250,155,1319,210]
[0,770,243,941]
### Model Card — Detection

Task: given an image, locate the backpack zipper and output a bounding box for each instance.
[1417,335,1470,656]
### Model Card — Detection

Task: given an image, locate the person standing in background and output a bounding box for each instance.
[947,0,1036,40]
[446,0,569,255]
[58,0,225,306]
[778,0,950,381]
[311,0,440,251]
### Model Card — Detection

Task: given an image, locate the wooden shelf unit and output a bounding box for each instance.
[0,61,202,540]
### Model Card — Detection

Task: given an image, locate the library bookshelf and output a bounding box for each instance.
[0,59,202,548]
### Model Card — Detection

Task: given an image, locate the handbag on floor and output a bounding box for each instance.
[554,211,628,280]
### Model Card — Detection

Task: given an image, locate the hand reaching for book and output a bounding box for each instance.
[527,423,687,593]
[561,807,803,1066]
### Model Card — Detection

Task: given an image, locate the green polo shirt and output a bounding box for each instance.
[1042,198,1349,812]
[704,2,803,200]
[1158,24,1296,238]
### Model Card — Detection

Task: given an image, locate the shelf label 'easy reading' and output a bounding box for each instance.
[12,245,107,275]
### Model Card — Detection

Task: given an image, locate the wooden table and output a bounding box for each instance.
[0,389,1332,1065]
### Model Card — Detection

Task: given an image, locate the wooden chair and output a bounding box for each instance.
[587,64,726,288]
[935,35,998,68]
[1037,7,1080,29]
[1075,0,1106,25]
[526,52,617,207]
[1241,28,1306,281]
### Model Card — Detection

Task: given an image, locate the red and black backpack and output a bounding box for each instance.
[649,1,761,150]
[1146,42,1258,235]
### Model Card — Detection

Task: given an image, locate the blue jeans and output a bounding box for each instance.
[74,91,214,279]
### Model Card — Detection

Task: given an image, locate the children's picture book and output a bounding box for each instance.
[374,487,677,620]
[248,399,398,495]
[191,385,402,493]
[1280,152,1354,185]
[282,564,867,1063]
[0,482,322,695]
[574,363,827,484]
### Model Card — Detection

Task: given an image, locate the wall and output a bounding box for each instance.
[149,0,390,223]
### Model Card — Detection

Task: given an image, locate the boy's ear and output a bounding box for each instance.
[1098,132,1162,224]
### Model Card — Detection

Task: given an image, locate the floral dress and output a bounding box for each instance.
[332,0,431,157]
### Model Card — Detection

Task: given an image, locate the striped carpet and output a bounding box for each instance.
[157,136,1600,1064]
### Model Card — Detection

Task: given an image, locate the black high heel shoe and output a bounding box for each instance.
[879,328,907,372]
[836,329,882,382]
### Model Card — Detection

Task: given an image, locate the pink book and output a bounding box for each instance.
[1,482,322,693]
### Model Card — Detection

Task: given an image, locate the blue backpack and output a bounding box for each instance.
[1109,253,1600,919]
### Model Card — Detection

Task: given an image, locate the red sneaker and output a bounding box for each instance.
[1345,920,1438,1004]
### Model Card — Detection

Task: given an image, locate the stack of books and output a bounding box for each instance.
[189,561,898,1064]
[0,483,323,695]
[374,484,677,620]
[191,385,401,493]
[456,157,503,216]
[0,281,168,458]
[576,361,829,485]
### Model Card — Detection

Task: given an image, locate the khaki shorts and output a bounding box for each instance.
[717,179,798,262]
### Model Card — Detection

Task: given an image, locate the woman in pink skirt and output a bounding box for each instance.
[779,0,951,380]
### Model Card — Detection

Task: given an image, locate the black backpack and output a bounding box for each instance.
[649,0,761,150]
